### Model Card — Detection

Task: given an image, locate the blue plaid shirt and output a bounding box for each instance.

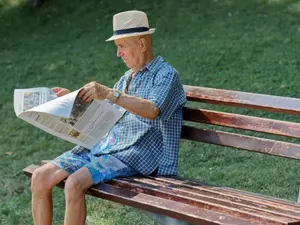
[91,56,186,176]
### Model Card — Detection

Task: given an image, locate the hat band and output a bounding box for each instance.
[114,27,149,35]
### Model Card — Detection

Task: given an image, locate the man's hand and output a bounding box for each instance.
[78,81,112,102]
[51,87,71,97]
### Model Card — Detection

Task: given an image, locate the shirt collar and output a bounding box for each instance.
[144,56,164,73]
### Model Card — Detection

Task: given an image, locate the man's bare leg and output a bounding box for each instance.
[64,167,93,225]
[31,163,69,225]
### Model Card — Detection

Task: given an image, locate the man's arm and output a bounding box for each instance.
[51,84,160,120]
[78,81,160,120]
[106,89,160,120]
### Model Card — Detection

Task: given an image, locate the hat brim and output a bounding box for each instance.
[106,28,155,42]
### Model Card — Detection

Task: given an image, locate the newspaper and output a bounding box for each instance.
[14,87,124,149]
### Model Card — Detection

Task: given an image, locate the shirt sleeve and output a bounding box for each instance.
[148,68,186,121]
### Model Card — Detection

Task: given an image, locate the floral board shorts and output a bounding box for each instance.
[50,146,139,184]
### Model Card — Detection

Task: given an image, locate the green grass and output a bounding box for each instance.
[1,0,300,224]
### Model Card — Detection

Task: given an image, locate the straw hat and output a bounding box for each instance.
[106,10,155,41]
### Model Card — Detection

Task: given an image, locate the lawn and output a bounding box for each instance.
[1,0,300,224]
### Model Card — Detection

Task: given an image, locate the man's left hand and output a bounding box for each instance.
[78,81,111,102]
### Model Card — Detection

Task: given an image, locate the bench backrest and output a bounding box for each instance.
[182,85,300,160]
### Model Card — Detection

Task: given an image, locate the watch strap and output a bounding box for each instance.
[110,90,120,103]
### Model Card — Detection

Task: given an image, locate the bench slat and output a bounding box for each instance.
[155,176,300,210]
[132,177,300,213]
[23,164,262,225]
[119,177,300,216]
[184,85,300,115]
[183,107,300,139]
[112,177,300,224]
[181,126,300,160]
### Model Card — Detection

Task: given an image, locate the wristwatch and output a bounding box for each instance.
[110,90,121,103]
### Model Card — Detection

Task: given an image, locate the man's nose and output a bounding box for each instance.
[117,48,123,57]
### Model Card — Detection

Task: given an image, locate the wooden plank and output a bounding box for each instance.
[157,176,300,211]
[112,177,300,224]
[125,177,300,215]
[181,126,300,160]
[183,107,300,139]
[184,85,300,115]
[23,165,262,225]
[119,177,300,216]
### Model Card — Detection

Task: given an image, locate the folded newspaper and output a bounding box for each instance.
[14,87,124,149]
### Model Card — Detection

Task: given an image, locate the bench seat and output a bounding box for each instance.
[23,163,300,225]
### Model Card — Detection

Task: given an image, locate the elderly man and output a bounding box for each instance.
[30,10,186,225]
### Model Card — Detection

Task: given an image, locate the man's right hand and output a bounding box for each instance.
[51,87,71,97]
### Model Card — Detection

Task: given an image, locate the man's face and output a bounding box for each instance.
[114,37,142,69]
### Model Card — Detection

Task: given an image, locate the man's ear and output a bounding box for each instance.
[139,37,147,52]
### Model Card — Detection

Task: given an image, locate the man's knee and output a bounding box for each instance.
[31,163,67,196]
[31,168,51,195]
[64,168,93,201]
[64,175,86,201]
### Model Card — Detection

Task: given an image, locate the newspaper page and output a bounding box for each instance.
[14,87,57,116]
[14,87,124,149]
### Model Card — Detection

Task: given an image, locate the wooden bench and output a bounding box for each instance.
[23,85,300,225]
